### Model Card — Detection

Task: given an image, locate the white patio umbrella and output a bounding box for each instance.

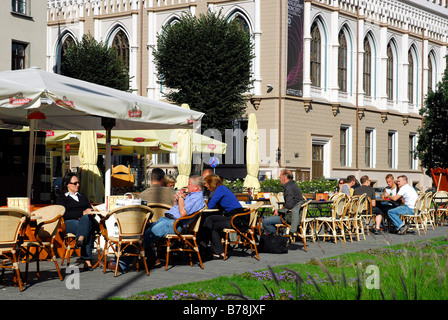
[0,67,204,199]
[78,131,104,203]
[243,113,260,191]
[175,104,193,190]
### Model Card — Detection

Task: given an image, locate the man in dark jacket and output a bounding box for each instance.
[262,170,303,235]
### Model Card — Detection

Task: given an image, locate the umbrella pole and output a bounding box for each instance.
[102,118,115,198]
[27,119,37,199]
[105,130,112,198]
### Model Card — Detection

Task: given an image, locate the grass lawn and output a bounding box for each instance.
[123,237,448,300]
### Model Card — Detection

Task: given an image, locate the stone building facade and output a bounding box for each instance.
[46,0,448,189]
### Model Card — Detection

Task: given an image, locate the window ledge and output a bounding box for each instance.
[10,11,34,21]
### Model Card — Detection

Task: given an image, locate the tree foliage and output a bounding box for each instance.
[417,56,448,175]
[153,10,254,132]
[61,34,130,91]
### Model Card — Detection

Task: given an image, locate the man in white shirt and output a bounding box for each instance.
[387,175,419,235]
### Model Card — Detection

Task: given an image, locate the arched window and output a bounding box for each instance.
[338,30,347,92]
[112,30,129,70]
[232,13,250,34]
[363,38,371,97]
[408,50,414,104]
[310,22,321,87]
[58,34,75,74]
[427,54,433,93]
[386,44,393,100]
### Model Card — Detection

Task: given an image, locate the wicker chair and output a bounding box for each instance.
[147,203,173,223]
[0,208,30,291]
[359,196,374,235]
[21,205,65,282]
[164,207,205,270]
[431,191,448,226]
[399,193,426,236]
[351,194,367,241]
[222,202,263,260]
[275,200,314,251]
[100,205,153,276]
[421,191,435,231]
[315,194,348,244]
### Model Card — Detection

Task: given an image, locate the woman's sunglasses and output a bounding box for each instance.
[69,182,79,185]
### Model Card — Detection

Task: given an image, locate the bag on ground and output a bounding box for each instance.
[258,233,289,254]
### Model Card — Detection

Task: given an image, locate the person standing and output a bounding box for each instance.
[262,170,303,235]
[387,175,419,234]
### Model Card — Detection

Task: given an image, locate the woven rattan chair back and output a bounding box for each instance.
[147,203,172,222]
[0,208,29,245]
[32,205,65,240]
[111,205,153,237]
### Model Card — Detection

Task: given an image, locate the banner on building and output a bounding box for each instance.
[286,0,304,97]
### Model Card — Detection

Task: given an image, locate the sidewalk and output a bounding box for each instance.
[2,226,447,300]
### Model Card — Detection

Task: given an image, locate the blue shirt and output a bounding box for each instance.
[207,185,242,213]
[166,191,205,219]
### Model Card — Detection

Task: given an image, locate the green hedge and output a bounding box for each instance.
[223,178,337,194]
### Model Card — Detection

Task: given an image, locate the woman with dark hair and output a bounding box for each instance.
[200,174,246,260]
[56,172,95,271]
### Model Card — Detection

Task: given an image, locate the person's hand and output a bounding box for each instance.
[273,209,279,216]
[83,208,93,215]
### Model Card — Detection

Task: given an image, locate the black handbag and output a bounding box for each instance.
[258,233,289,254]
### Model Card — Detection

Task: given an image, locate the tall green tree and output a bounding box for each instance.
[61,34,130,91]
[417,56,448,175]
[153,10,254,132]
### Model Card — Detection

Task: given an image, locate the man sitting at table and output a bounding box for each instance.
[353,175,383,235]
[139,168,176,206]
[340,175,356,196]
[108,176,205,272]
[262,170,304,236]
[387,175,419,235]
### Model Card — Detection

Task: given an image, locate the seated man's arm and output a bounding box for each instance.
[389,193,402,202]
[178,195,187,217]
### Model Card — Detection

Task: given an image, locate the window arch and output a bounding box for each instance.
[112,29,130,70]
[228,11,251,34]
[56,33,75,74]
[338,30,347,92]
[408,50,414,104]
[386,44,394,100]
[363,37,372,97]
[427,55,433,93]
[310,21,321,87]
[427,51,436,93]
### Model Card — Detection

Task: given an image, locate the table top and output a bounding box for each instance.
[309,200,333,205]
[242,204,273,209]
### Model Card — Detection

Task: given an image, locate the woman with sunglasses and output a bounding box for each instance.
[56,172,95,271]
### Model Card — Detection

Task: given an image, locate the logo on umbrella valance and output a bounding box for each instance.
[133,137,145,143]
[128,102,142,118]
[9,92,32,105]
[55,96,75,108]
